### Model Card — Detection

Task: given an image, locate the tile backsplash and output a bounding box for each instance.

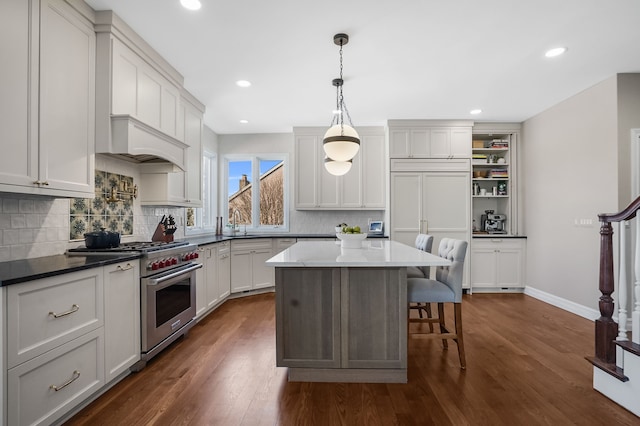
[69,170,135,240]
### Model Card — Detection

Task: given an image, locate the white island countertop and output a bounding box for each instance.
[266,240,450,268]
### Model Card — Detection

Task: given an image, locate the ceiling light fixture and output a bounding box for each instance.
[236,80,252,88]
[470,109,482,115]
[545,47,567,58]
[323,33,360,171]
[239,119,249,124]
[180,0,201,11]
[324,157,352,176]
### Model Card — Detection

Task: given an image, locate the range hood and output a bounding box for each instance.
[97,115,187,171]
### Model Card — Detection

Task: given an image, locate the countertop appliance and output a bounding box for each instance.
[485,214,507,234]
[68,241,202,370]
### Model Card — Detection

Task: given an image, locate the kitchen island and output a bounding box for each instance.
[266,240,450,383]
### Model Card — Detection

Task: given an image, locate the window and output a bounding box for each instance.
[185,150,217,235]
[225,155,288,231]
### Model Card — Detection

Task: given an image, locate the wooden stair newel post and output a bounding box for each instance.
[596,218,618,363]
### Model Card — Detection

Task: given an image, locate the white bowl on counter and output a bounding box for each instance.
[336,232,367,249]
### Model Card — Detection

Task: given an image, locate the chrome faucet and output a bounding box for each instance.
[232,209,242,236]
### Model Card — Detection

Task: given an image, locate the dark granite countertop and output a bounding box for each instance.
[0,234,388,287]
[182,233,388,247]
[0,253,141,287]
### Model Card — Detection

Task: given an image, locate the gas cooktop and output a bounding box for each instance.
[67,241,190,254]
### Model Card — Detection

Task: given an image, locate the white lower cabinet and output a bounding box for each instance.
[231,239,274,293]
[104,261,140,382]
[4,261,141,426]
[195,241,231,320]
[8,329,104,426]
[471,238,526,290]
[217,242,231,301]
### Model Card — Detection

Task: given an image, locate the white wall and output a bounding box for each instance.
[522,76,621,311]
[217,133,384,234]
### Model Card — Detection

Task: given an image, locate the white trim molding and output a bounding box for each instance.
[524,286,600,321]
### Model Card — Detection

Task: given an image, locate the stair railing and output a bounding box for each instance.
[593,195,640,370]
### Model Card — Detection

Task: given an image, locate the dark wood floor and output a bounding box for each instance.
[65,293,638,425]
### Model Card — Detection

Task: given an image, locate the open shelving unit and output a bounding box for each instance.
[471,135,514,235]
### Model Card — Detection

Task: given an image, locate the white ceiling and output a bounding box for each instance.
[85,0,640,135]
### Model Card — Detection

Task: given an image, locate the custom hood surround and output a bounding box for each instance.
[93,11,200,170]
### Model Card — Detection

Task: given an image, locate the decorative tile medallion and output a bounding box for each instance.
[69,170,136,240]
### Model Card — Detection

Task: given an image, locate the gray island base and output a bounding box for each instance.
[266,240,450,383]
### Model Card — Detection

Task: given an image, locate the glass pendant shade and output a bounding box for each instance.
[323,124,360,162]
[324,157,352,176]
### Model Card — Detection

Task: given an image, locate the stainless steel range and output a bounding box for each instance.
[68,241,202,371]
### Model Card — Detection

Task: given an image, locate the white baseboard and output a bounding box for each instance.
[524,286,600,321]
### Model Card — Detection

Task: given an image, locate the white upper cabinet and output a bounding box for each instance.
[294,127,386,210]
[388,120,472,159]
[0,0,95,198]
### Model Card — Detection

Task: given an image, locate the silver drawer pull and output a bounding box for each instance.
[50,370,80,392]
[116,263,134,271]
[49,304,79,318]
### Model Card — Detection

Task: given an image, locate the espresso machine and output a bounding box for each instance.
[485,213,507,234]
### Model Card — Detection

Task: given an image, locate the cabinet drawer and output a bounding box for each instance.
[231,239,273,252]
[7,268,104,368]
[472,238,525,250]
[8,329,104,426]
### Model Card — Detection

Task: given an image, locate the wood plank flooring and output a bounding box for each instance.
[64,293,639,425]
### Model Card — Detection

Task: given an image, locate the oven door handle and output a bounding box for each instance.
[147,263,203,286]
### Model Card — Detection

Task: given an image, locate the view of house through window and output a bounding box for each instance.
[227,157,285,229]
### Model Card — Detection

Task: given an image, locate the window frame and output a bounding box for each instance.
[223,153,289,233]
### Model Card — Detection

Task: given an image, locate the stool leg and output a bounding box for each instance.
[454,303,466,369]
[437,303,448,349]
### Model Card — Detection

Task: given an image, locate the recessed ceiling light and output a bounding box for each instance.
[239,119,249,124]
[236,80,251,88]
[470,109,482,115]
[545,47,567,58]
[180,0,201,11]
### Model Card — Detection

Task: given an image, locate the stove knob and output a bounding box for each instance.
[158,259,166,268]
[171,257,178,265]
[151,262,159,270]
[193,251,199,259]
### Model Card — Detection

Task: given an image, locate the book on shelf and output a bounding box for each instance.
[490,139,509,148]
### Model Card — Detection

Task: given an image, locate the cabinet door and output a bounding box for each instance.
[496,248,524,287]
[390,173,422,246]
[340,149,362,208]
[343,268,406,369]
[194,251,207,317]
[252,248,275,289]
[0,0,38,189]
[361,133,386,208]
[217,247,231,300]
[205,247,219,309]
[428,128,450,158]
[422,172,470,234]
[470,247,497,288]
[39,0,95,195]
[275,268,341,368]
[450,128,472,158]
[104,261,140,382]
[183,102,203,206]
[294,134,320,208]
[389,128,410,158]
[318,155,340,208]
[409,129,430,157]
[230,250,252,293]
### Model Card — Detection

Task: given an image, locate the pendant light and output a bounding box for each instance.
[323,33,360,166]
[324,157,352,176]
